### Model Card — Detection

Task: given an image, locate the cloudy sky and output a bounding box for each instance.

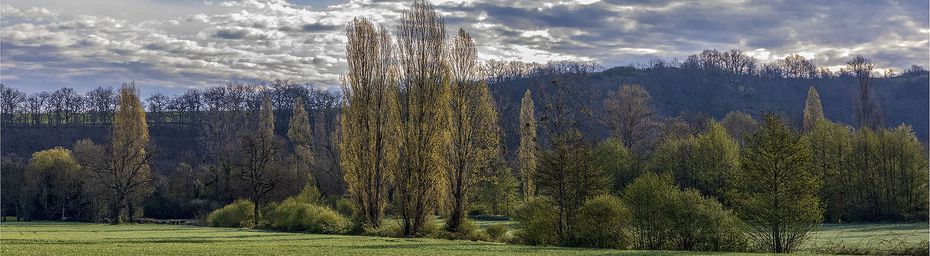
[2,0,927,95]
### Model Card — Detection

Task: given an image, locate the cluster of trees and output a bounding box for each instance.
[677,49,928,79]
[2,84,154,223]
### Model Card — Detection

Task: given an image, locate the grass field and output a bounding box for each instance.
[0,221,926,255]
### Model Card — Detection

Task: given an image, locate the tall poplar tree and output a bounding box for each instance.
[102,82,153,223]
[394,0,451,237]
[518,89,537,201]
[802,86,824,131]
[237,95,285,227]
[340,17,398,229]
[444,28,501,232]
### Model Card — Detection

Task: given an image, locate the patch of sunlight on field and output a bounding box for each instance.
[802,222,928,254]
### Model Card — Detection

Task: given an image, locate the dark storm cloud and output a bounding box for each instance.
[0,0,926,93]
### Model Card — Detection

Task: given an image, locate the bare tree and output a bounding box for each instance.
[602,84,657,157]
[847,56,883,128]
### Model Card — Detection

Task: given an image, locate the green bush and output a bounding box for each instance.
[571,195,632,249]
[512,198,559,245]
[622,173,747,251]
[206,199,255,228]
[485,223,509,242]
[362,219,404,238]
[675,189,747,251]
[334,198,356,218]
[265,197,350,234]
[437,218,487,241]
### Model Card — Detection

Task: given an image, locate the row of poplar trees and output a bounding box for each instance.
[339,1,499,236]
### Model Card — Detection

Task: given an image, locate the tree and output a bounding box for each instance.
[26,147,83,220]
[801,87,824,131]
[288,98,314,186]
[443,28,501,232]
[731,114,820,253]
[602,84,656,157]
[804,120,852,222]
[847,56,883,128]
[94,83,155,224]
[394,0,451,237]
[689,120,739,201]
[339,17,399,229]
[146,93,170,124]
[518,89,537,201]
[236,95,286,227]
[721,111,758,146]
[778,54,817,79]
[1,85,26,124]
[593,138,635,192]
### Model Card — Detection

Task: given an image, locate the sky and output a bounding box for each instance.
[1,0,928,96]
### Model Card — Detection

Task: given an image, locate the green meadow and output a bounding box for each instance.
[1,221,925,256]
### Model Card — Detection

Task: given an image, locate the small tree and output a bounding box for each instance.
[518,89,537,201]
[801,87,824,131]
[731,114,820,253]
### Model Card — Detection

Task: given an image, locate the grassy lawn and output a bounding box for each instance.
[0,221,925,255]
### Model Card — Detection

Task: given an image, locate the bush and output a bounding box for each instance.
[437,217,487,241]
[206,199,254,228]
[571,195,632,249]
[363,219,404,238]
[334,198,356,218]
[623,173,747,251]
[675,189,747,251]
[265,197,350,234]
[485,223,509,242]
[512,198,559,245]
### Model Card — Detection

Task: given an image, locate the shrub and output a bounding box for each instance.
[363,219,404,238]
[206,199,255,228]
[571,195,632,249]
[334,198,356,218]
[623,173,748,252]
[485,224,509,242]
[265,197,350,234]
[512,198,558,245]
[438,218,487,241]
[675,189,747,251]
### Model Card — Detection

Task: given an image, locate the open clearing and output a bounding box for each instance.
[0,222,925,255]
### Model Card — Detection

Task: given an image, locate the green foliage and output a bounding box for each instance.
[518,89,537,201]
[720,111,758,145]
[593,138,636,192]
[512,198,558,246]
[264,197,350,234]
[470,163,518,216]
[622,173,681,250]
[647,121,739,202]
[485,223,509,242]
[26,147,84,221]
[623,173,746,251]
[732,114,820,253]
[571,195,632,249]
[688,120,739,200]
[802,87,825,131]
[334,198,356,219]
[805,120,853,222]
[207,199,255,228]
